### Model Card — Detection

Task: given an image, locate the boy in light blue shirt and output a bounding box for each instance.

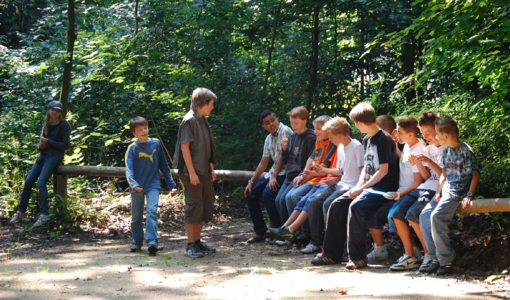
[125,116,176,255]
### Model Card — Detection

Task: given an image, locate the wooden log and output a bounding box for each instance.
[456,198,510,213]
[56,166,264,181]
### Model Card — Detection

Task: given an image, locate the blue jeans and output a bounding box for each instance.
[419,196,460,266]
[285,183,313,216]
[347,191,392,260]
[295,184,329,212]
[18,152,62,216]
[131,189,160,246]
[387,189,435,232]
[275,182,294,224]
[245,175,286,233]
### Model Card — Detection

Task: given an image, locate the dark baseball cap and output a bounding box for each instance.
[47,101,63,111]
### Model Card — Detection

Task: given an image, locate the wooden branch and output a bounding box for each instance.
[56,165,265,181]
[456,198,510,213]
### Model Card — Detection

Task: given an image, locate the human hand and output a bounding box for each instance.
[325,177,340,186]
[39,138,48,149]
[434,193,440,203]
[293,175,303,187]
[413,154,430,165]
[133,187,143,192]
[244,182,253,198]
[268,177,280,191]
[315,164,324,173]
[348,187,363,199]
[461,196,472,209]
[211,170,216,181]
[384,192,399,200]
[190,173,200,185]
[280,139,288,151]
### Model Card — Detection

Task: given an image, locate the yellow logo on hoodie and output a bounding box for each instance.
[139,150,156,163]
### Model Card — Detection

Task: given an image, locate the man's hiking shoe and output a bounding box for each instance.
[268,226,295,241]
[419,256,433,272]
[247,233,266,244]
[437,262,453,276]
[389,255,420,271]
[195,241,216,253]
[10,211,26,223]
[275,240,290,246]
[130,244,142,253]
[367,243,388,261]
[311,255,339,266]
[346,258,368,270]
[426,259,439,273]
[301,243,320,254]
[184,244,204,258]
[32,215,48,227]
[148,245,158,256]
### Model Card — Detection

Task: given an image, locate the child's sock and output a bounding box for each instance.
[194,239,201,245]
[187,242,193,246]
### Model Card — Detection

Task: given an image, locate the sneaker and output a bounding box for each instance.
[419,256,433,272]
[195,240,216,253]
[130,244,142,253]
[184,243,204,258]
[413,246,423,260]
[295,232,310,244]
[247,233,266,244]
[426,259,440,273]
[301,243,320,254]
[32,215,48,227]
[311,254,339,266]
[148,244,158,256]
[437,262,453,276]
[389,255,420,271]
[346,258,368,270]
[10,211,26,223]
[367,243,389,261]
[269,226,295,241]
[275,240,290,246]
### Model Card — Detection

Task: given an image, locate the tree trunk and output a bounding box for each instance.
[58,0,77,119]
[260,0,283,106]
[132,0,139,87]
[359,13,365,100]
[307,1,320,112]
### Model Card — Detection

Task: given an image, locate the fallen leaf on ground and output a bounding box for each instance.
[64,285,77,289]
[339,290,347,295]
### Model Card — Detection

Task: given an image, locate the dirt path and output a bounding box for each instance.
[1,219,509,299]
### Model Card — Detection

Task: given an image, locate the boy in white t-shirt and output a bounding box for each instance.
[297,117,364,254]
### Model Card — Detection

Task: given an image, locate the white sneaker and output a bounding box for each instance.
[389,255,420,271]
[32,215,48,227]
[301,243,320,254]
[275,240,290,246]
[413,246,423,260]
[10,211,26,223]
[367,243,389,261]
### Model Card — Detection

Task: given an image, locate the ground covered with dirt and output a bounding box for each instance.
[1,194,510,299]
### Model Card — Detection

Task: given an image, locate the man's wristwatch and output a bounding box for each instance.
[248,180,254,184]
[466,191,473,198]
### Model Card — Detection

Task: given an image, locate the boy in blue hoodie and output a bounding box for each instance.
[125,116,176,255]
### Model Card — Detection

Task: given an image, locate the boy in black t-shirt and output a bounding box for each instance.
[311,102,399,267]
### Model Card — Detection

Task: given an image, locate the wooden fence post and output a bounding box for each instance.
[56,174,68,211]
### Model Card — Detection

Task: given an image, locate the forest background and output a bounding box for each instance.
[0,0,509,225]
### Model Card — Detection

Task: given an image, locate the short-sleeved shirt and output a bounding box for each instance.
[180,118,212,173]
[307,139,336,186]
[337,139,364,188]
[442,143,480,200]
[319,151,338,185]
[262,123,293,179]
[398,141,427,192]
[363,130,399,192]
[418,144,446,191]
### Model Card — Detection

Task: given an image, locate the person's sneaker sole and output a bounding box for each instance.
[148,245,158,256]
[346,259,368,270]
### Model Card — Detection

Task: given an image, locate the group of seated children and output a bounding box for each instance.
[244,102,480,276]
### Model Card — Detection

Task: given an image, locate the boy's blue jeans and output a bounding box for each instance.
[131,189,160,246]
[419,196,460,266]
[285,183,314,216]
[245,175,286,233]
[275,183,294,224]
[18,152,62,216]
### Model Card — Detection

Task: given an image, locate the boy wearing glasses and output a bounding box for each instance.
[244,110,293,243]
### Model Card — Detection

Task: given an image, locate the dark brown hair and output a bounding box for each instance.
[435,116,459,136]
[349,102,376,124]
[376,115,397,132]
[419,111,440,128]
[398,117,419,135]
[129,116,148,134]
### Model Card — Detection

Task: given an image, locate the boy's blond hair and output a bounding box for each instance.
[312,115,332,127]
[287,106,309,121]
[349,102,376,124]
[435,116,459,137]
[323,116,351,136]
[398,117,419,136]
[190,87,217,110]
[376,115,397,133]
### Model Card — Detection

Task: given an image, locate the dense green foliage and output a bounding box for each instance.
[0,0,509,215]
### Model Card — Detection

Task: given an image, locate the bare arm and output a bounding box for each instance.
[461,173,480,208]
[244,157,270,197]
[181,142,200,185]
[385,172,423,199]
[434,172,447,202]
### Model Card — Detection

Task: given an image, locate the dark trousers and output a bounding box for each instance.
[347,191,392,260]
[245,175,286,234]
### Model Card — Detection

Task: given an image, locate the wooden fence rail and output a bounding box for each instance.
[54,165,509,214]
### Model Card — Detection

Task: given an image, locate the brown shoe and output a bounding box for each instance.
[346,258,368,270]
[247,233,266,244]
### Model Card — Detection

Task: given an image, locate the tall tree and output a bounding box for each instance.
[58,0,77,118]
